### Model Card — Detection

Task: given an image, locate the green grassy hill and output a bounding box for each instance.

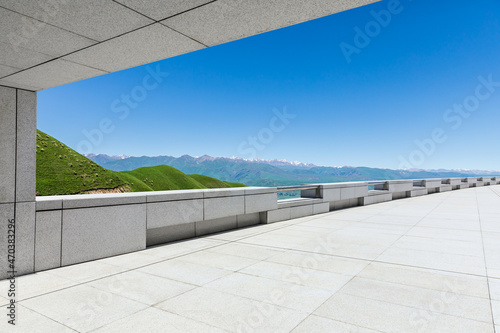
[120,165,245,192]
[36,130,246,196]
[36,131,128,196]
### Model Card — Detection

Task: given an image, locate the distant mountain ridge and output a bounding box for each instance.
[85,154,500,187]
[36,132,245,196]
[84,153,130,165]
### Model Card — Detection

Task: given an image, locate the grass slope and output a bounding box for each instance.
[122,165,203,192]
[36,130,127,196]
[36,130,246,196]
[121,167,246,193]
[190,174,246,188]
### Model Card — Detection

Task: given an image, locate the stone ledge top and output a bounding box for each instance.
[367,190,390,196]
[36,196,64,211]
[386,180,414,184]
[308,181,368,189]
[203,188,246,198]
[146,190,204,203]
[63,192,147,209]
[35,187,278,210]
[36,193,147,210]
[244,187,277,195]
[278,198,324,208]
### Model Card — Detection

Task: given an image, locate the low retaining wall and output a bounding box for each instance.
[34,187,276,273]
[32,177,500,275]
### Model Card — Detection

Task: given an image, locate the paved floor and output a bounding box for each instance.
[2,186,500,332]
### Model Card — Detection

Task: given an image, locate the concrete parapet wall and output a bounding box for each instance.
[410,188,429,197]
[423,179,442,189]
[386,180,414,193]
[438,184,453,192]
[24,177,500,278]
[360,191,393,205]
[33,187,276,272]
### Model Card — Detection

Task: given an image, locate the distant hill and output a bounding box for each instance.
[36,131,128,196]
[88,154,500,187]
[36,131,245,196]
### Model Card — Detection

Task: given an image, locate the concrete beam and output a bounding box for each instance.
[162,0,379,47]
[0,1,380,90]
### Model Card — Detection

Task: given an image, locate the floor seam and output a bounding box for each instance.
[12,219,321,303]
[476,188,498,329]
[234,241,490,279]
[13,185,500,332]
[336,290,493,325]
[371,196,449,263]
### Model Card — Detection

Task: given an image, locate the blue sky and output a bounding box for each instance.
[38,0,500,170]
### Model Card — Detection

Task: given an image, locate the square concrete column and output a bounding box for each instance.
[0,86,16,203]
[0,86,37,279]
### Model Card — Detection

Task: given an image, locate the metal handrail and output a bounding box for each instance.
[277,185,320,192]
[367,181,386,186]
[277,185,321,199]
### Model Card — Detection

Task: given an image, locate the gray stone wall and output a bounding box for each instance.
[0,86,37,280]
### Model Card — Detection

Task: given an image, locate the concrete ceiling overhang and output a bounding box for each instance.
[0,0,379,91]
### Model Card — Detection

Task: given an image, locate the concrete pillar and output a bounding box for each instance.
[0,86,37,280]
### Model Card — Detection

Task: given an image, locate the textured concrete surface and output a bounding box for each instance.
[0,40,52,70]
[0,86,16,203]
[264,207,292,224]
[4,185,498,332]
[290,204,313,219]
[203,188,246,198]
[313,202,330,215]
[15,89,36,203]
[362,191,392,205]
[411,188,429,197]
[61,204,147,266]
[147,223,196,246]
[204,196,245,220]
[35,196,63,211]
[0,203,15,280]
[245,187,278,195]
[35,210,62,272]
[0,0,153,41]
[245,193,278,214]
[0,7,96,57]
[236,212,261,228]
[196,216,238,236]
[147,199,203,229]
[162,0,378,46]
[5,59,108,91]
[115,0,215,21]
[0,63,17,77]
[0,87,37,281]
[13,202,36,277]
[146,189,204,202]
[321,187,341,201]
[385,180,414,192]
[0,0,379,90]
[62,192,147,209]
[278,198,323,209]
[64,23,204,73]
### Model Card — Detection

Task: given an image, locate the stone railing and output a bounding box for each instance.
[32,177,499,275]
